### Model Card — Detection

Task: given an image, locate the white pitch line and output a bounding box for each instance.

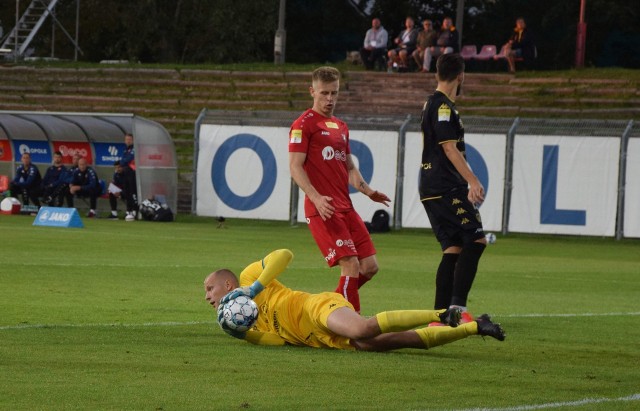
[0,321,215,331]
[504,311,640,318]
[452,393,640,411]
[1,311,639,331]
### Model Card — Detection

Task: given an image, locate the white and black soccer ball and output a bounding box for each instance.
[221,295,258,332]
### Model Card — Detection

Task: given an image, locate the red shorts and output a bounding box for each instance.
[307,209,376,267]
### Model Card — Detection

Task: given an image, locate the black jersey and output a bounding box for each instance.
[418,90,467,198]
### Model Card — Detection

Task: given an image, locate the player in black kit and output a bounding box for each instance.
[419,53,487,323]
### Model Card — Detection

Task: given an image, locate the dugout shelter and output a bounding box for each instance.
[0,111,177,215]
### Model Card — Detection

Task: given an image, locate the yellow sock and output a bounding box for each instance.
[375,310,445,333]
[415,322,478,348]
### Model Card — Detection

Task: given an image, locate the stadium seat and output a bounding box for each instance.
[474,45,497,61]
[460,45,478,61]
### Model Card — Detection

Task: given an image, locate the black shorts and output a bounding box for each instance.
[421,188,485,250]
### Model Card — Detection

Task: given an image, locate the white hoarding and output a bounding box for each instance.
[623,137,640,238]
[509,135,620,236]
[296,130,398,223]
[196,125,291,220]
[401,132,506,231]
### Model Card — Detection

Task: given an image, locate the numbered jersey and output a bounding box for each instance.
[288,109,353,217]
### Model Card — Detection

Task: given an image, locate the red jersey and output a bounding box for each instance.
[289,109,353,217]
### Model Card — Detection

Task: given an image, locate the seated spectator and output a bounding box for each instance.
[9,152,42,207]
[359,17,389,71]
[121,133,138,222]
[501,17,535,73]
[412,20,437,72]
[41,151,68,207]
[107,161,125,220]
[387,17,418,71]
[62,153,81,207]
[69,157,101,218]
[423,17,459,72]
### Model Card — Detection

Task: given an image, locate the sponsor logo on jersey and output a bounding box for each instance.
[322,146,347,161]
[325,121,339,129]
[324,247,337,262]
[438,103,451,122]
[290,129,303,144]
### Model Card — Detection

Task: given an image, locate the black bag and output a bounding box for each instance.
[139,199,174,222]
[365,209,390,233]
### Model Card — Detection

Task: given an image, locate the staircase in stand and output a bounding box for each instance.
[1,0,60,58]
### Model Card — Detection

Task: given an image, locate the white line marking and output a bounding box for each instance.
[1,312,639,331]
[453,393,640,411]
[0,321,215,331]
[504,311,640,318]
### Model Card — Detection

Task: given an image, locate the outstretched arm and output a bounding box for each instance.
[347,154,390,206]
[220,249,293,303]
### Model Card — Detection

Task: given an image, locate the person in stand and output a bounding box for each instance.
[9,152,42,207]
[501,17,536,73]
[41,151,67,207]
[413,19,438,72]
[423,17,459,73]
[107,160,125,220]
[288,66,391,313]
[359,17,389,71]
[121,133,138,221]
[418,53,488,324]
[69,157,101,218]
[205,249,505,351]
[387,17,418,71]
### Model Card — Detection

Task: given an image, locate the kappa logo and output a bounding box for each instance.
[452,198,462,205]
[461,217,470,224]
[456,207,466,215]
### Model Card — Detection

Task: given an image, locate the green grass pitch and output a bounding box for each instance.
[1,214,639,410]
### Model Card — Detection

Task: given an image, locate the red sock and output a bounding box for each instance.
[358,273,371,289]
[335,276,360,313]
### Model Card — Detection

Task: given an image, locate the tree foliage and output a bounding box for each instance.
[0,0,637,68]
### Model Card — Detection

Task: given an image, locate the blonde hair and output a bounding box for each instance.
[312,66,340,84]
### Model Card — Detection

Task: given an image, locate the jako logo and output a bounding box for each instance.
[47,212,71,222]
[38,210,50,222]
[108,146,118,156]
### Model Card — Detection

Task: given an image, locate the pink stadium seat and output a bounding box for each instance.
[475,45,497,61]
[460,45,478,60]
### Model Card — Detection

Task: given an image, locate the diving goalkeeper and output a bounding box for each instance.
[203,249,505,351]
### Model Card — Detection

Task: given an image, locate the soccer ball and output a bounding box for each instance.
[485,232,497,244]
[221,295,258,332]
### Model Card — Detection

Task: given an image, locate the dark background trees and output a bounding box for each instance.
[0,0,638,68]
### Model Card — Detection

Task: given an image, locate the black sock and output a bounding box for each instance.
[434,253,459,309]
[451,242,486,307]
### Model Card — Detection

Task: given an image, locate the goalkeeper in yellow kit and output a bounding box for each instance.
[204,249,505,351]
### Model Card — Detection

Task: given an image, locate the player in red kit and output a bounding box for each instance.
[288,66,391,313]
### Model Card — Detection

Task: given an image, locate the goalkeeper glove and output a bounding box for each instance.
[219,281,264,304]
[217,304,247,340]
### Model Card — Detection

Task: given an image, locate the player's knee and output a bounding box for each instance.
[350,318,380,340]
